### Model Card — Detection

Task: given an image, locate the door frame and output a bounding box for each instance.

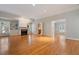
[51,19,66,39]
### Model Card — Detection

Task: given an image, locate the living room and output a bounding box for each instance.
[0,4,79,55]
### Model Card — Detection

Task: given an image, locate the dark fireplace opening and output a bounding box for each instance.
[21,29,27,36]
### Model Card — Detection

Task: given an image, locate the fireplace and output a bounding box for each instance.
[21,27,27,35]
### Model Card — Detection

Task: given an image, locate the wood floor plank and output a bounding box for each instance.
[0,35,79,55]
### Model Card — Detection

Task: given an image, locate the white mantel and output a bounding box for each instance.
[18,17,31,27]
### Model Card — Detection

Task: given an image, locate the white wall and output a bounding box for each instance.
[43,22,52,36]
[32,23,37,34]
[66,13,79,39]
[37,9,79,39]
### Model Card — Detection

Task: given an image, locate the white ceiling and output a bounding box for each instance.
[0,4,79,20]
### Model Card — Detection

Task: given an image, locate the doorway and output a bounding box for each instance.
[51,19,66,40]
[37,23,43,35]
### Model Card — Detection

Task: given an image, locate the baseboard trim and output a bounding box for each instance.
[67,37,79,40]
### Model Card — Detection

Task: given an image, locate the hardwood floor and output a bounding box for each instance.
[0,35,79,55]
